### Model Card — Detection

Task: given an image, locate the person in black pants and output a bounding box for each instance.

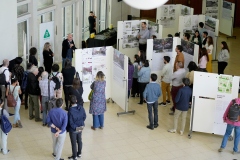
[69,78,83,106]
[43,42,54,73]
[67,95,86,160]
[29,47,38,67]
[62,59,76,111]
[218,41,230,74]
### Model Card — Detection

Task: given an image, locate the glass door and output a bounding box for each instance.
[98,0,108,32]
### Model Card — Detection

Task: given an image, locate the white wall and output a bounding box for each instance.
[131,8,140,17]
[0,0,18,63]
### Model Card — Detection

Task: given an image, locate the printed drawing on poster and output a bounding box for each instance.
[183,16,199,36]
[148,21,159,38]
[160,17,175,28]
[161,6,169,16]
[205,16,216,32]
[82,48,93,84]
[92,47,107,82]
[113,50,125,87]
[218,75,233,94]
[181,6,191,16]
[153,38,173,53]
[222,1,232,21]
[181,39,194,56]
[206,0,218,7]
[159,5,176,28]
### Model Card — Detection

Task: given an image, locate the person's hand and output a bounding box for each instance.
[52,53,54,56]
[138,35,141,39]
[70,44,74,48]
[55,132,59,137]
[138,66,141,70]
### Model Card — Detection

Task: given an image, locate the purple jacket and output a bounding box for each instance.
[128,64,134,90]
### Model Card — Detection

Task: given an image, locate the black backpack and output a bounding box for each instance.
[52,72,61,90]
[228,99,240,122]
[0,69,7,85]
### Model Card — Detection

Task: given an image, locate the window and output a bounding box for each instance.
[98,0,108,31]
[18,21,27,57]
[82,0,93,40]
[17,4,28,16]
[38,0,53,9]
[62,5,74,39]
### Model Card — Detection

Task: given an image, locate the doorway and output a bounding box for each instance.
[140,9,157,21]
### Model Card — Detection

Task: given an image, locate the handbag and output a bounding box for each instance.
[46,80,56,111]
[7,86,17,107]
[88,90,93,101]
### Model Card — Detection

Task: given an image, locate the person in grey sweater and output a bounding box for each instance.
[143,74,161,130]
[137,22,149,52]
[218,41,230,74]
[138,60,151,104]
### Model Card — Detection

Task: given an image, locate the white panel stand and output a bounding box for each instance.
[226,17,236,39]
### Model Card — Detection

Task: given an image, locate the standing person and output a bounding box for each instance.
[62,34,77,68]
[186,61,198,89]
[138,60,151,105]
[218,41,230,74]
[12,57,24,103]
[21,63,32,110]
[62,59,76,110]
[159,56,172,106]
[169,62,186,115]
[67,95,86,160]
[198,22,206,40]
[191,30,202,47]
[89,71,106,130]
[0,59,10,111]
[183,33,190,42]
[47,98,67,160]
[39,71,56,126]
[173,45,185,72]
[0,98,10,155]
[168,78,192,135]
[8,76,22,128]
[69,78,83,107]
[88,11,97,34]
[205,36,214,72]
[137,22,149,52]
[198,48,209,72]
[29,47,38,67]
[218,98,240,154]
[131,54,140,97]
[43,42,54,74]
[143,74,161,130]
[50,64,63,99]
[202,31,208,47]
[138,50,146,67]
[27,66,42,122]
[128,58,134,98]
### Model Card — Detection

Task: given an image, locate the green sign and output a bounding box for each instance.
[44,29,50,39]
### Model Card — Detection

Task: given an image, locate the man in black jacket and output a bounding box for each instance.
[27,66,42,122]
[88,11,96,34]
[62,34,76,68]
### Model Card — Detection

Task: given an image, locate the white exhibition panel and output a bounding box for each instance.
[202,0,221,19]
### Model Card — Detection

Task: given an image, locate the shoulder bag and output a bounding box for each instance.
[7,86,17,107]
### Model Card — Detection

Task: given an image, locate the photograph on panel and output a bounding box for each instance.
[181,39,194,56]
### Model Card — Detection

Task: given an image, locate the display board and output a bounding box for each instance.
[157,4,194,38]
[178,15,199,37]
[202,0,220,19]
[190,72,239,136]
[148,21,162,39]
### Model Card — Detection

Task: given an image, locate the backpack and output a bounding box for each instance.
[228,99,240,122]
[0,109,12,134]
[52,72,61,90]
[21,71,29,91]
[0,69,7,85]
[7,86,17,107]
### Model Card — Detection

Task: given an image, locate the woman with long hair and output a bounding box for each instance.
[138,50,146,67]
[218,41,230,74]
[198,48,209,71]
[131,54,140,97]
[186,61,198,88]
[43,42,54,73]
[205,36,214,72]
[29,47,38,66]
[128,58,134,98]
[89,71,106,130]
[191,30,202,47]
[69,78,83,106]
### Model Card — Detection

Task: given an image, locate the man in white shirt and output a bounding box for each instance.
[169,62,186,115]
[159,56,173,106]
[0,59,10,111]
[137,22,150,52]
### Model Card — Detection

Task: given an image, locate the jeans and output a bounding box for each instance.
[218,61,228,74]
[139,82,148,104]
[42,96,54,124]
[161,81,171,103]
[171,85,183,111]
[52,131,66,160]
[93,114,104,128]
[69,132,82,158]
[147,101,158,127]
[220,124,240,152]
[173,109,188,132]
[14,98,21,124]
[29,94,40,119]
[0,130,8,154]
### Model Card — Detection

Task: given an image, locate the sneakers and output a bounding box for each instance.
[154,124,159,128]
[1,149,10,155]
[29,115,35,120]
[146,125,154,130]
[166,100,171,104]
[159,102,166,106]
[180,130,183,136]
[52,153,56,157]
[168,129,176,133]
[35,118,42,122]
[218,148,223,152]
[68,156,77,160]
[232,151,240,154]
[77,153,81,158]
[18,120,23,128]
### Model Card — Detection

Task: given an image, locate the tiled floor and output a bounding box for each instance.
[1,29,240,160]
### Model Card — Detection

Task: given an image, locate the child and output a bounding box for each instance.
[143,73,161,130]
[168,78,192,135]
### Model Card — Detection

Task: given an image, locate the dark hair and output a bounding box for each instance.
[176,45,183,52]
[207,36,213,46]
[29,47,37,56]
[56,98,64,108]
[90,11,93,13]
[175,32,180,37]
[187,61,198,72]
[0,99,3,106]
[11,76,18,84]
[184,33,190,40]
[151,74,157,81]
[168,34,173,38]
[128,57,133,65]
[199,22,204,28]
[142,22,147,25]
[38,67,44,73]
[203,31,208,36]
[139,50,146,62]
[144,60,149,67]
[221,41,230,52]
[15,57,23,65]
[70,95,77,105]
[182,78,190,86]
[65,59,72,69]
[72,78,81,89]
[164,56,170,63]
[152,35,157,39]
[52,64,59,72]
[134,54,140,64]
[199,48,209,62]
[27,63,32,70]
[194,30,200,38]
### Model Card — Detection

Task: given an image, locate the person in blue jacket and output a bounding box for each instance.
[168,78,192,135]
[67,95,86,160]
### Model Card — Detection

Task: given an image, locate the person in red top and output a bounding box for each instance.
[218,98,240,154]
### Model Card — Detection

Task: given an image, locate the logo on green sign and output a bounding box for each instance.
[44,29,50,39]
